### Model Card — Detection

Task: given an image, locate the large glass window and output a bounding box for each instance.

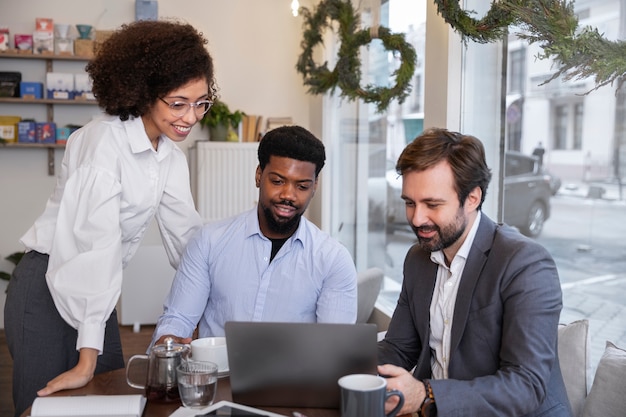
[324,0,626,378]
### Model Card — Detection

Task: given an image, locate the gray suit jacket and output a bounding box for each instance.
[379,214,572,417]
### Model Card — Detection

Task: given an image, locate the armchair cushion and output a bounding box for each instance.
[582,341,626,417]
[558,319,590,417]
[356,267,384,323]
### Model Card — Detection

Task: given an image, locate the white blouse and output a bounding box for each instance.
[20,115,203,353]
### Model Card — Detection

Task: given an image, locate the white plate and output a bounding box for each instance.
[217,368,229,378]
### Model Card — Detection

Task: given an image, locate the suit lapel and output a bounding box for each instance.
[449,215,496,355]
[414,253,438,376]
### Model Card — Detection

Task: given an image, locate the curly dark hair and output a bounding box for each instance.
[396,127,492,210]
[258,126,326,177]
[85,19,218,121]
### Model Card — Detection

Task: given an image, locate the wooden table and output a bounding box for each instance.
[23,368,339,417]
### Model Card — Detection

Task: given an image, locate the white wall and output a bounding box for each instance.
[0,0,320,327]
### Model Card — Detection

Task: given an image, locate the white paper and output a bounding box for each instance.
[30,395,146,417]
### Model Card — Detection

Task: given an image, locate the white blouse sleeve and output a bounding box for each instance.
[46,165,124,353]
[155,149,203,269]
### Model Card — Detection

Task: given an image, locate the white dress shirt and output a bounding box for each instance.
[20,115,202,353]
[429,211,481,379]
[151,207,358,345]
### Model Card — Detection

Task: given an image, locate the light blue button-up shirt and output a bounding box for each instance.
[152,207,357,344]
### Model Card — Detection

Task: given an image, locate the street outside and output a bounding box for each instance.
[379,179,626,379]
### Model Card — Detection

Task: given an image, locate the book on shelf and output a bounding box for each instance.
[29,394,146,417]
[242,114,263,142]
[265,117,293,133]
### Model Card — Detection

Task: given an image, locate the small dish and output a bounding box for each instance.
[217,368,229,378]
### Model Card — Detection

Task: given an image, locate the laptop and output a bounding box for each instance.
[225,321,378,409]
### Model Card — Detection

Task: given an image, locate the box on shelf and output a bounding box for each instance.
[36,122,56,143]
[46,72,74,99]
[94,30,114,54]
[18,121,37,143]
[0,27,9,51]
[20,82,43,99]
[36,18,54,32]
[0,115,22,143]
[0,72,21,97]
[74,73,95,100]
[55,126,72,144]
[14,34,33,52]
[74,39,94,58]
[33,31,54,55]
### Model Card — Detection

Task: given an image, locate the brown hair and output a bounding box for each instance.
[396,127,492,209]
[86,19,218,121]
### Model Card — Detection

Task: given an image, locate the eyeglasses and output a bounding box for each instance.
[159,97,213,117]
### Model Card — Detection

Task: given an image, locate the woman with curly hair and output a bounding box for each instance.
[4,19,217,415]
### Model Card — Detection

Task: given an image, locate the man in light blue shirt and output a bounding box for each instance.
[151,125,357,345]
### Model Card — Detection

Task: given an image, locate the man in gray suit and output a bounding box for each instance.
[378,128,571,417]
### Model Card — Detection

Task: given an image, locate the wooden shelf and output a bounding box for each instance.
[0,52,94,176]
[0,97,98,105]
[0,51,89,61]
[0,142,65,149]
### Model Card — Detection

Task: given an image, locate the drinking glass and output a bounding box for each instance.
[176,360,218,409]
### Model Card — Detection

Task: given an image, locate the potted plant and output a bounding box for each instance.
[199,99,245,141]
[0,251,24,293]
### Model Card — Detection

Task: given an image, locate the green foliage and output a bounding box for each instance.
[506,1,626,91]
[199,100,245,130]
[433,0,519,44]
[0,251,24,292]
[434,0,626,93]
[296,0,417,113]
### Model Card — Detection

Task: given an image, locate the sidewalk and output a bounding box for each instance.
[560,276,626,387]
[558,178,625,201]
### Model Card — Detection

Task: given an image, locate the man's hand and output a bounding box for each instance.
[155,334,192,346]
[37,348,99,396]
[378,364,426,416]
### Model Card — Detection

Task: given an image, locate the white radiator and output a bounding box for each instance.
[192,141,260,223]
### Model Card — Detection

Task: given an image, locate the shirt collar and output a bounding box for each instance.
[243,207,306,246]
[125,116,175,160]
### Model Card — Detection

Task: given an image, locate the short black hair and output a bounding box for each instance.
[258,126,326,177]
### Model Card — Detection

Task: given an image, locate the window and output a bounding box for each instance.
[324,0,625,377]
[508,48,526,94]
[573,102,583,150]
[553,101,584,150]
[553,104,568,150]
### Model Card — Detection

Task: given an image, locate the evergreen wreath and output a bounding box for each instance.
[296,0,417,113]
[433,0,518,44]
[434,0,626,92]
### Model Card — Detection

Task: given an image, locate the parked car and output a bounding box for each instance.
[382,151,554,238]
[503,151,553,237]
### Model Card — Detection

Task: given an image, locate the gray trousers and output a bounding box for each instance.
[4,251,125,417]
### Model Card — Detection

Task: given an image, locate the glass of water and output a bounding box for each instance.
[176,360,218,408]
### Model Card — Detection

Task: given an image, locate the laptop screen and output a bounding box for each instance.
[225,321,379,409]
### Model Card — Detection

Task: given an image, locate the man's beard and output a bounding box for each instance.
[261,200,303,236]
[411,209,466,252]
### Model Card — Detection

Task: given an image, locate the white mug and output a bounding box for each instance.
[191,337,229,373]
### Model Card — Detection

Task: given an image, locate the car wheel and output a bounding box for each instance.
[521,201,546,238]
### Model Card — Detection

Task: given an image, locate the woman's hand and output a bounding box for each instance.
[37,348,99,396]
[378,364,426,416]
